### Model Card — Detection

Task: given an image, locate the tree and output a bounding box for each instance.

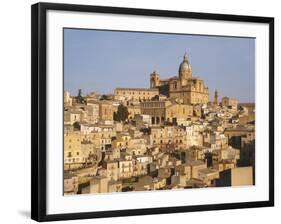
[73,121,81,130]
[151,95,160,101]
[76,89,86,104]
[100,94,110,100]
[113,104,129,122]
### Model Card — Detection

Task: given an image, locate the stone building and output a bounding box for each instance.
[165,102,193,123]
[185,125,203,147]
[89,176,109,193]
[64,131,100,170]
[140,100,169,125]
[64,110,81,125]
[64,173,78,195]
[98,101,115,121]
[64,90,73,107]
[150,54,209,104]
[127,104,141,120]
[118,158,134,179]
[140,100,193,125]
[214,89,219,105]
[114,88,159,102]
[134,114,152,129]
[221,97,238,109]
[197,168,219,186]
[88,125,116,152]
[84,103,99,124]
[112,132,131,149]
[215,166,253,187]
[186,160,207,179]
[150,125,187,149]
[102,160,119,181]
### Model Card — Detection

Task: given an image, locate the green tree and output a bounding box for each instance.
[73,121,81,130]
[76,89,86,104]
[113,104,129,122]
[100,94,110,100]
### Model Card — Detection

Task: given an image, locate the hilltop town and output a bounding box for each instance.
[64,54,255,195]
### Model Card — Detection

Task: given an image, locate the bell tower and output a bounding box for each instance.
[214,89,218,105]
[150,70,160,88]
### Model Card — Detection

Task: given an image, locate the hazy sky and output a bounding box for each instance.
[64,28,255,103]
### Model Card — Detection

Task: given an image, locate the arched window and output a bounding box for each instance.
[152,117,155,124]
[156,117,160,124]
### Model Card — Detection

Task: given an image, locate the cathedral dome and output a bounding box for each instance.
[179,53,192,81]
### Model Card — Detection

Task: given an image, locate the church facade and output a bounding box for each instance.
[150,54,209,105]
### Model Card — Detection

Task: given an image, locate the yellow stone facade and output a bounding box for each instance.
[114,88,159,102]
[88,125,116,151]
[165,103,193,123]
[221,96,238,108]
[150,54,209,105]
[140,100,193,125]
[127,105,141,120]
[64,131,100,170]
[99,101,115,121]
[150,126,187,149]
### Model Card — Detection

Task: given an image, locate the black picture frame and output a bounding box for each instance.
[31,2,274,222]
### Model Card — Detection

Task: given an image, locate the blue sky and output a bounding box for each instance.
[64,28,255,103]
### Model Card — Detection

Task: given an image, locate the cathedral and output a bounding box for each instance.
[150,54,209,105]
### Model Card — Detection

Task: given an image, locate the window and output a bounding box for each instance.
[152,117,155,125]
[156,117,160,124]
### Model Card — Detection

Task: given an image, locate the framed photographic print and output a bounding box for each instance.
[31,2,274,222]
